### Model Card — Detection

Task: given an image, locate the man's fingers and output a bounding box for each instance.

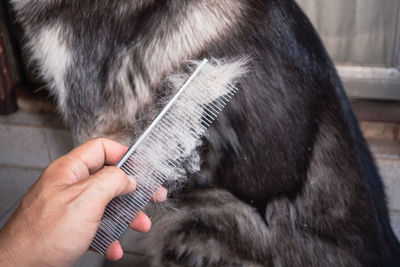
[151,187,167,202]
[104,241,123,261]
[86,166,136,206]
[42,138,128,185]
[68,138,128,174]
[130,211,151,233]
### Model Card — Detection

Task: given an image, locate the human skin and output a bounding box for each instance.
[0,138,166,266]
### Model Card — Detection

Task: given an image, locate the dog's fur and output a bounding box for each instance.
[11,0,400,266]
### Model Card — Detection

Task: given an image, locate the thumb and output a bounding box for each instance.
[86,166,136,206]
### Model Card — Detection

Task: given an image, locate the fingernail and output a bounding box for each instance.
[153,187,167,202]
[127,175,137,191]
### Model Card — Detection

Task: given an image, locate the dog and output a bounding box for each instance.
[11,0,400,266]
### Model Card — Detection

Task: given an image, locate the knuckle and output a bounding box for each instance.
[52,155,76,169]
[43,155,84,180]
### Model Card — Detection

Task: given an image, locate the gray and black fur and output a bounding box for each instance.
[11,0,400,266]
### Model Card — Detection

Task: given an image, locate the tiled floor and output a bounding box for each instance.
[0,111,399,266]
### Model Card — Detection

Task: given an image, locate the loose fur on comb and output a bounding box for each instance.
[149,57,248,193]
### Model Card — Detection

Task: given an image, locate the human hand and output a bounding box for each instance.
[0,138,167,266]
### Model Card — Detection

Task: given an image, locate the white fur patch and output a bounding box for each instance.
[143,0,246,88]
[29,24,71,112]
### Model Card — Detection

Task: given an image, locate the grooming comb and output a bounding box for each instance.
[90,59,239,254]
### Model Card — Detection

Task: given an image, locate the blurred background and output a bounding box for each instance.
[0,0,399,266]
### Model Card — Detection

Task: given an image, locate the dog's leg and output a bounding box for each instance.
[143,188,363,267]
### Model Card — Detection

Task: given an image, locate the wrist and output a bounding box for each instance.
[0,225,40,266]
[0,231,19,266]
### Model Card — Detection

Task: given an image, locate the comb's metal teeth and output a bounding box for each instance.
[164,110,208,138]
[105,201,131,225]
[90,239,102,253]
[220,93,232,103]
[175,107,212,130]
[121,194,144,214]
[128,154,168,184]
[151,124,188,155]
[175,100,216,125]
[114,196,138,222]
[196,101,220,118]
[193,83,227,109]
[92,235,108,253]
[122,161,158,189]
[143,138,181,171]
[92,243,105,255]
[112,196,142,220]
[126,157,165,186]
[199,105,218,120]
[97,224,119,245]
[109,196,135,221]
[91,238,105,254]
[102,208,126,234]
[111,202,137,225]
[201,103,220,120]
[191,87,223,112]
[138,150,179,176]
[172,96,209,119]
[208,100,222,112]
[122,160,152,183]
[136,186,155,201]
[98,215,122,239]
[178,103,215,127]
[91,240,106,255]
[183,106,213,125]
[101,211,124,231]
[95,225,120,250]
[141,136,183,163]
[138,142,180,171]
[216,94,228,106]
[168,112,205,137]
[227,83,239,92]
[190,103,217,123]
[165,109,207,133]
[146,134,184,163]
[213,97,227,109]
[121,192,143,213]
[98,219,123,242]
[138,140,181,171]
[162,108,202,134]
[121,197,144,215]
[115,188,144,216]
[127,188,150,207]
[128,193,151,211]
[150,124,185,152]
[226,90,235,97]
[126,155,156,173]
[147,131,182,156]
